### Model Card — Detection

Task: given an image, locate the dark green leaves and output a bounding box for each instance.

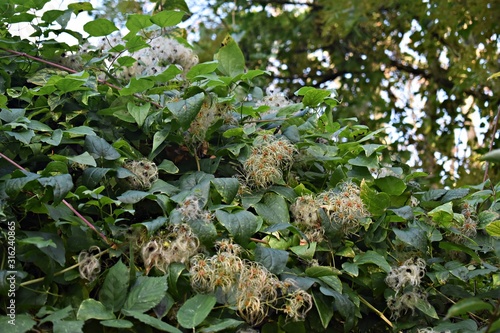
[85,135,121,161]
[99,261,129,312]
[254,245,289,274]
[216,210,260,243]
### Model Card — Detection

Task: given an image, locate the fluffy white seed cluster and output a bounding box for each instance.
[189,239,312,326]
[58,34,198,81]
[140,224,199,274]
[385,258,428,320]
[255,92,292,108]
[385,257,426,291]
[244,135,296,189]
[78,246,101,282]
[177,195,213,223]
[123,159,158,190]
[115,36,198,79]
[290,181,369,240]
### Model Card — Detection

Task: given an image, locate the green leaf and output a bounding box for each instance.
[151,128,171,157]
[167,92,204,129]
[290,242,316,260]
[5,130,35,144]
[99,260,129,312]
[151,10,185,28]
[53,320,84,333]
[126,14,153,34]
[39,306,72,324]
[121,310,182,333]
[38,174,73,204]
[132,216,168,236]
[67,152,97,167]
[76,299,115,321]
[123,276,168,313]
[82,167,112,188]
[216,209,260,243]
[312,290,334,329]
[127,102,150,127]
[5,172,40,197]
[348,154,379,169]
[254,246,289,274]
[211,178,239,203]
[100,319,134,328]
[296,87,331,107]
[40,128,63,146]
[306,266,341,278]
[0,314,36,332]
[393,227,427,252]
[342,262,359,277]
[433,320,478,333]
[389,206,414,220]
[85,135,121,160]
[374,176,406,196]
[486,221,500,237]
[360,180,390,216]
[23,231,65,266]
[19,237,56,248]
[413,298,438,319]
[157,159,179,174]
[199,318,245,333]
[119,77,155,96]
[480,149,500,163]
[177,294,216,329]
[253,192,290,225]
[215,35,245,77]
[428,202,454,227]
[117,190,150,204]
[187,61,219,80]
[83,18,118,36]
[319,275,343,293]
[444,298,494,320]
[353,251,391,273]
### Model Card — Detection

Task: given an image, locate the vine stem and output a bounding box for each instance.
[0,152,115,248]
[0,47,163,109]
[19,248,110,287]
[483,105,500,182]
[358,295,394,329]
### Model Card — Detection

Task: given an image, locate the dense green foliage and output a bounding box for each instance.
[189,0,500,186]
[0,1,500,333]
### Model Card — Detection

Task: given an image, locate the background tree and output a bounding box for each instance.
[187,0,500,187]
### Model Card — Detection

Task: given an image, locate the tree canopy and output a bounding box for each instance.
[190,0,500,186]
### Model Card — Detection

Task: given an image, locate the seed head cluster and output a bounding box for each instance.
[177,195,213,223]
[187,98,234,145]
[244,135,296,189]
[140,224,199,275]
[290,181,369,240]
[385,258,428,320]
[59,34,198,81]
[255,92,292,108]
[189,239,312,326]
[123,159,158,190]
[78,246,101,282]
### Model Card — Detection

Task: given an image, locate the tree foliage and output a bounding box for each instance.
[190,0,500,186]
[0,1,500,333]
